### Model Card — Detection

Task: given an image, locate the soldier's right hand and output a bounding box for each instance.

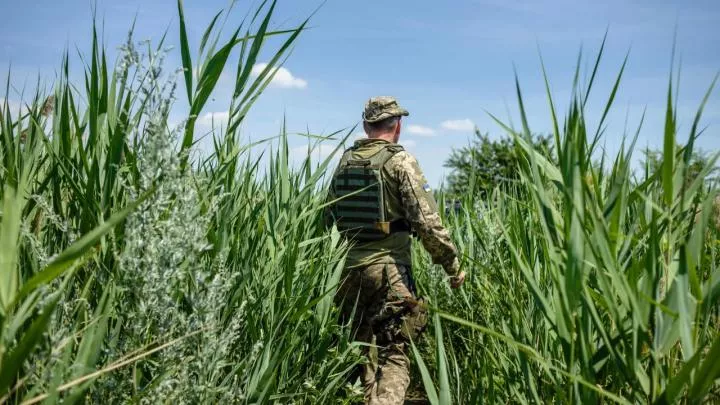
[449,271,466,289]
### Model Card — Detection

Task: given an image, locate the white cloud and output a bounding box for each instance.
[400,139,417,148]
[406,124,436,136]
[291,143,341,164]
[251,63,307,89]
[195,111,230,134]
[440,118,475,132]
[193,111,230,138]
[198,111,229,124]
[1,99,26,116]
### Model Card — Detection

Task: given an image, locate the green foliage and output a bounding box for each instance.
[0,3,361,404]
[0,3,718,404]
[411,38,720,404]
[443,130,553,196]
[643,145,720,190]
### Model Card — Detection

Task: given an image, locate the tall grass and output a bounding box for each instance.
[0,2,362,403]
[0,2,718,404]
[412,39,720,404]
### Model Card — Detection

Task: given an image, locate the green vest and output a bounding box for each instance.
[330,143,409,242]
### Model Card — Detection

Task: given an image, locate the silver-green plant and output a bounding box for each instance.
[0,1,363,404]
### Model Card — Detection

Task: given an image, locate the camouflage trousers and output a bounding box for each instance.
[335,263,428,405]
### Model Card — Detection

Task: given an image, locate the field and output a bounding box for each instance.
[1,1,719,404]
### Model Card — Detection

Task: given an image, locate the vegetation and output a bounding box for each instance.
[415,41,720,402]
[643,146,719,191]
[1,2,361,403]
[443,131,553,197]
[1,1,719,404]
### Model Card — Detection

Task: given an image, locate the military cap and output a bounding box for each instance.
[362,96,409,123]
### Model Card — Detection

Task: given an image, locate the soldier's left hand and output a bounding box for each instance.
[449,271,466,289]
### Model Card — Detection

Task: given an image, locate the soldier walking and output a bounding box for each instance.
[327,97,465,404]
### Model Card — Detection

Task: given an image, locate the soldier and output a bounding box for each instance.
[327,96,465,404]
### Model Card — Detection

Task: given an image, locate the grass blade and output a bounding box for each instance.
[0,184,23,313]
[177,0,193,106]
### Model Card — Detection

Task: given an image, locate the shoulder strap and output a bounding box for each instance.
[336,148,356,168]
[372,144,405,170]
[338,144,404,169]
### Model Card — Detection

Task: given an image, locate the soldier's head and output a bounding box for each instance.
[362,96,409,143]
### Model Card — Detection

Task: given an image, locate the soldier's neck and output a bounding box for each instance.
[368,133,398,143]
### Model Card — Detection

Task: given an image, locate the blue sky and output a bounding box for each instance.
[2,0,719,186]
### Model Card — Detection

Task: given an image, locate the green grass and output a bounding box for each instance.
[409,38,720,404]
[0,2,718,404]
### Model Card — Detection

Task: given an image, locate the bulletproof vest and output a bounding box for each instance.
[330,144,410,242]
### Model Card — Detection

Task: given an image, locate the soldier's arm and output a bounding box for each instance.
[389,152,460,276]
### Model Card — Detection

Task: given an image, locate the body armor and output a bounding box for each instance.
[330,144,410,242]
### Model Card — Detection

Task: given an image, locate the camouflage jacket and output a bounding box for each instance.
[327,138,460,276]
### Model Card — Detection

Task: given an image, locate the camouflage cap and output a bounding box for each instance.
[362,96,409,123]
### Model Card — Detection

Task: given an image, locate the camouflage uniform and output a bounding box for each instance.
[331,97,460,405]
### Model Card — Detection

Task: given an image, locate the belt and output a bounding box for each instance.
[390,219,414,235]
